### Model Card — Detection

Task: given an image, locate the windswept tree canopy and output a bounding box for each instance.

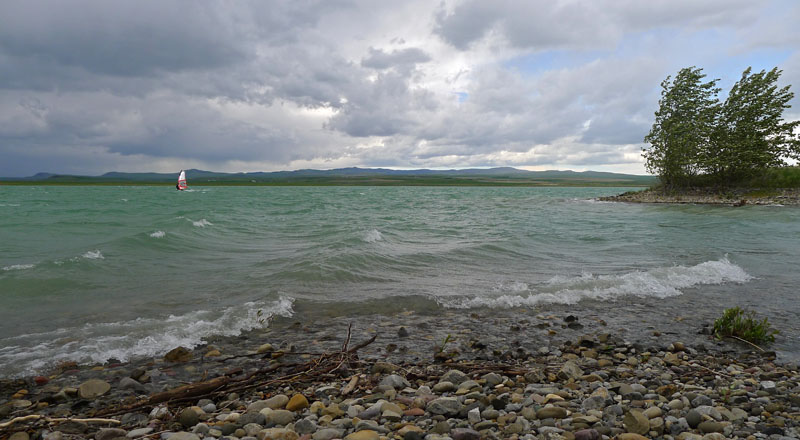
[643,66,800,188]
[711,67,800,181]
[642,67,719,189]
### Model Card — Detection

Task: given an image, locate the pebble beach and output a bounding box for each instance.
[2,309,798,440]
[598,188,800,206]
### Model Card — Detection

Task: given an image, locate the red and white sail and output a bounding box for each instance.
[177,170,188,190]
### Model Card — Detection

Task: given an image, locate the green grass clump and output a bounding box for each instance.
[713,307,778,345]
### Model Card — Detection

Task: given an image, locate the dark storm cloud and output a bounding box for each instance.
[0,1,247,78]
[0,0,796,176]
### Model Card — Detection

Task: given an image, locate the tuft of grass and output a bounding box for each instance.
[437,334,453,353]
[713,307,778,345]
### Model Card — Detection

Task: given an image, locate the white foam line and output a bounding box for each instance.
[2,263,35,271]
[441,257,751,309]
[0,297,294,377]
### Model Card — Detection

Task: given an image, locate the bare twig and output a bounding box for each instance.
[688,362,732,378]
[342,322,353,352]
[726,335,765,352]
[0,415,120,429]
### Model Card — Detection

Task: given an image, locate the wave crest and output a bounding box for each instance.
[192,219,213,227]
[441,257,751,309]
[363,229,383,243]
[2,264,35,271]
[82,250,104,260]
[0,297,295,377]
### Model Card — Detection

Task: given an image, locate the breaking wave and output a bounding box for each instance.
[0,297,295,377]
[441,257,751,309]
[192,219,213,227]
[149,230,166,238]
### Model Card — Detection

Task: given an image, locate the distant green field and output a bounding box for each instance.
[1,167,658,187]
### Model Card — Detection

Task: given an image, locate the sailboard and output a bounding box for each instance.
[177,170,188,190]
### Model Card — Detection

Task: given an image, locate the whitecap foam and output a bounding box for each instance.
[192,219,213,227]
[150,230,166,238]
[494,281,530,293]
[2,263,35,271]
[82,250,104,260]
[0,297,295,377]
[363,229,383,243]
[441,257,751,309]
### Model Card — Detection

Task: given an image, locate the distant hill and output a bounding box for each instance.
[2,167,656,186]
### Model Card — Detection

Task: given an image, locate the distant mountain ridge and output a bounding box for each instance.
[3,167,655,186]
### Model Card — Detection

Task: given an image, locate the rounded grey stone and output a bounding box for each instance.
[440,370,468,385]
[263,409,294,426]
[692,395,712,407]
[379,374,411,389]
[686,409,702,428]
[294,418,317,435]
[238,412,265,426]
[179,408,199,428]
[582,395,606,411]
[312,428,344,440]
[95,428,127,440]
[427,397,463,416]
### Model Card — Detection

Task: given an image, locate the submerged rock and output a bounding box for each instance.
[164,346,192,363]
[77,379,110,399]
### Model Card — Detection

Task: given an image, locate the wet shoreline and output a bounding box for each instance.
[599,188,800,206]
[3,305,799,440]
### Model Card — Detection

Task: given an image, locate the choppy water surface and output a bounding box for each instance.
[1,186,798,376]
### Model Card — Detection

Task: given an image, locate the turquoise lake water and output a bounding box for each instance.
[1,186,798,376]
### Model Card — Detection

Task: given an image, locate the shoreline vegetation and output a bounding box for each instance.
[601,165,800,206]
[632,65,800,206]
[2,311,798,440]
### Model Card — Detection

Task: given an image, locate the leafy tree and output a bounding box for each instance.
[643,67,720,189]
[709,67,800,183]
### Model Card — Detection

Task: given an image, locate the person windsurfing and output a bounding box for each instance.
[177,170,187,190]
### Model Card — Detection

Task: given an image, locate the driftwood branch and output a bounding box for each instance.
[96,327,376,417]
[0,415,120,429]
[341,375,359,396]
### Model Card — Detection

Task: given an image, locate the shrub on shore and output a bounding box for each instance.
[713,306,778,345]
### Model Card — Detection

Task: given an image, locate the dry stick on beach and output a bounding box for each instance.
[0,415,121,430]
[96,328,377,417]
[725,335,766,352]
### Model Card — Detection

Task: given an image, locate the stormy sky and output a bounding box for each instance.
[1,0,798,177]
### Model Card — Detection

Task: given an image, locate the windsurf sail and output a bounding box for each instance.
[177,170,187,190]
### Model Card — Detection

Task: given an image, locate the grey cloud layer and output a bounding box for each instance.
[0,0,795,176]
